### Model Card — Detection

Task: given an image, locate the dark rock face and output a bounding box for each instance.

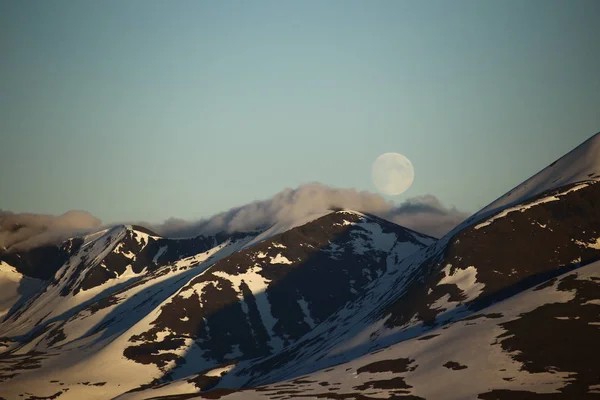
[0,238,82,280]
[443,361,467,371]
[384,181,600,329]
[496,272,600,396]
[356,358,416,374]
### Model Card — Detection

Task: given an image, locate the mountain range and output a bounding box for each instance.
[1,132,599,400]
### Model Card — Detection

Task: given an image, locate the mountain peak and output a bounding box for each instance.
[477,131,600,217]
[129,224,161,237]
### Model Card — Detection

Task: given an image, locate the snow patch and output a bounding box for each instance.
[179,281,213,300]
[438,264,485,302]
[153,245,168,263]
[205,363,236,377]
[270,253,292,264]
[574,237,600,250]
[297,296,316,329]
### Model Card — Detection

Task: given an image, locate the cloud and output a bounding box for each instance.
[150,183,469,239]
[0,184,469,253]
[0,210,102,252]
[381,195,470,238]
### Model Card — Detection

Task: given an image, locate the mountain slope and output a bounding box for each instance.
[0,211,433,399]
[152,259,597,400]
[0,261,44,320]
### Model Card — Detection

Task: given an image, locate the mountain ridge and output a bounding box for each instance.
[0,132,599,399]
[471,131,600,223]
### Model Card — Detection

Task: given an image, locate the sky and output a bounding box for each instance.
[1,0,599,224]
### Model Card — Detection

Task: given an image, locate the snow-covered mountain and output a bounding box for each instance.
[0,132,599,399]
[0,210,433,399]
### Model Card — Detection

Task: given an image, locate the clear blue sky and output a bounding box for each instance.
[1,0,599,223]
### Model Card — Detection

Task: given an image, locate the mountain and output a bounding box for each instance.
[0,132,599,399]
[0,210,433,399]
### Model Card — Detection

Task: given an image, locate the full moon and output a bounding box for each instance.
[371,153,415,196]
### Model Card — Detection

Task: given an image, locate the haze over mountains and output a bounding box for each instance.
[0,132,599,400]
[0,185,467,253]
